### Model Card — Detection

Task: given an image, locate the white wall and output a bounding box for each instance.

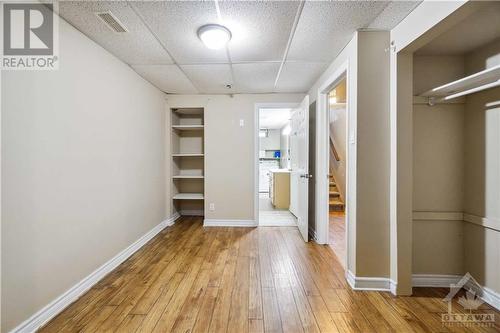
[259,129,281,153]
[1,19,166,332]
[166,94,304,222]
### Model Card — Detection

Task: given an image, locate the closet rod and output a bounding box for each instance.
[428,79,500,106]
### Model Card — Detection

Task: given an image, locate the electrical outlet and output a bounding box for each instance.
[209,203,215,211]
[239,119,244,127]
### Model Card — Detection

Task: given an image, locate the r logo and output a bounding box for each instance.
[3,3,54,56]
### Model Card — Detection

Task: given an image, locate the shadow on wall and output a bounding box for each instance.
[308,101,316,238]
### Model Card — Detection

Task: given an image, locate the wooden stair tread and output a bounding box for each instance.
[329,200,344,206]
[329,191,340,197]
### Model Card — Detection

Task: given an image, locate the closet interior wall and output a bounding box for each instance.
[412,35,500,293]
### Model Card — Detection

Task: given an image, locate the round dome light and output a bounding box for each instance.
[197,24,232,50]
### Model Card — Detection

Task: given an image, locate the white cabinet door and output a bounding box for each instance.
[290,95,310,242]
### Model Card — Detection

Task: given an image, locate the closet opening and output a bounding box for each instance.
[397,0,500,299]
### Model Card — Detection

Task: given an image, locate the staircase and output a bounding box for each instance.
[329,175,345,212]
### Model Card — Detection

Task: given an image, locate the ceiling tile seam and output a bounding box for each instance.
[273,0,306,90]
[214,0,236,91]
[126,1,201,93]
[128,60,327,66]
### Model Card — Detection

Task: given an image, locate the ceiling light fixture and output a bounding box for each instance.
[197,24,232,50]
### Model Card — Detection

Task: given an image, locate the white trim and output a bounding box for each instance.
[412,274,500,311]
[9,213,180,333]
[179,209,204,216]
[463,213,500,232]
[390,280,398,295]
[482,286,500,311]
[203,219,257,227]
[412,274,462,288]
[411,211,500,232]
[413,211,463,221]
[345,270,392,291]
[253,102,301,227]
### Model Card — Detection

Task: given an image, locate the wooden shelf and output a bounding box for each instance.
[172,175,204,179]
[172,153,204,157]
[173,193,204,200]
[421,64,500,98]
[172,108,204,115]
[172,125,204,131]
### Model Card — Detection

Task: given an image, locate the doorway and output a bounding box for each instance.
[257,107,297,226]
[314,62,350,268]
[327,78,347,267]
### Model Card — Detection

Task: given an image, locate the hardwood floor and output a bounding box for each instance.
[328,212,345,269]
[40,217,499,332]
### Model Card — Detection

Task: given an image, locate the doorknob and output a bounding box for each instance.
[300,174,313,179]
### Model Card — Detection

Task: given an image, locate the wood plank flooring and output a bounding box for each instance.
[40,217,499,332]
[328,212,345,269]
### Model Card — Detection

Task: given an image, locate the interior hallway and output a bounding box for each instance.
[40,217,499,332]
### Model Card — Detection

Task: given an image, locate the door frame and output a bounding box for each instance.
[315,60,351,255]
[254,102,300,226]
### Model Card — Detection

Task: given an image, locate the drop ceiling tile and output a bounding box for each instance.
[220,1,299,62]
[368,1,422,30]
[131,1,228,64]
[275,62,327,93]
[58,1,173,65]
[287,1,389,62]
[232,63,281,93]
[131,65,197,94]
[180,64,233,94]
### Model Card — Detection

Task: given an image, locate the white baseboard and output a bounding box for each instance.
[412,274,500,311]
[9,213,180,333]
[482,286,500,311]
[390,280,397,295]
[412,274,461,288]
[346,270,393,291]
[203,219,257,227]
[179,209,204,216]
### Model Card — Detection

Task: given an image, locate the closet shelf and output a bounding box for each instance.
[420,64,500,100]
[173,193,204,200]
[172,175,204,179]
[172,153,204,157]
[172,125,204,131]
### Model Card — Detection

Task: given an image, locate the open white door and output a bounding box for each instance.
[290,95,310,242]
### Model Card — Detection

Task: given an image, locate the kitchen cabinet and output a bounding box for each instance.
[269,170,290,209]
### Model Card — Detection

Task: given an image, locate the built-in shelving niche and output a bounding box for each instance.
[171,107,205,216]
